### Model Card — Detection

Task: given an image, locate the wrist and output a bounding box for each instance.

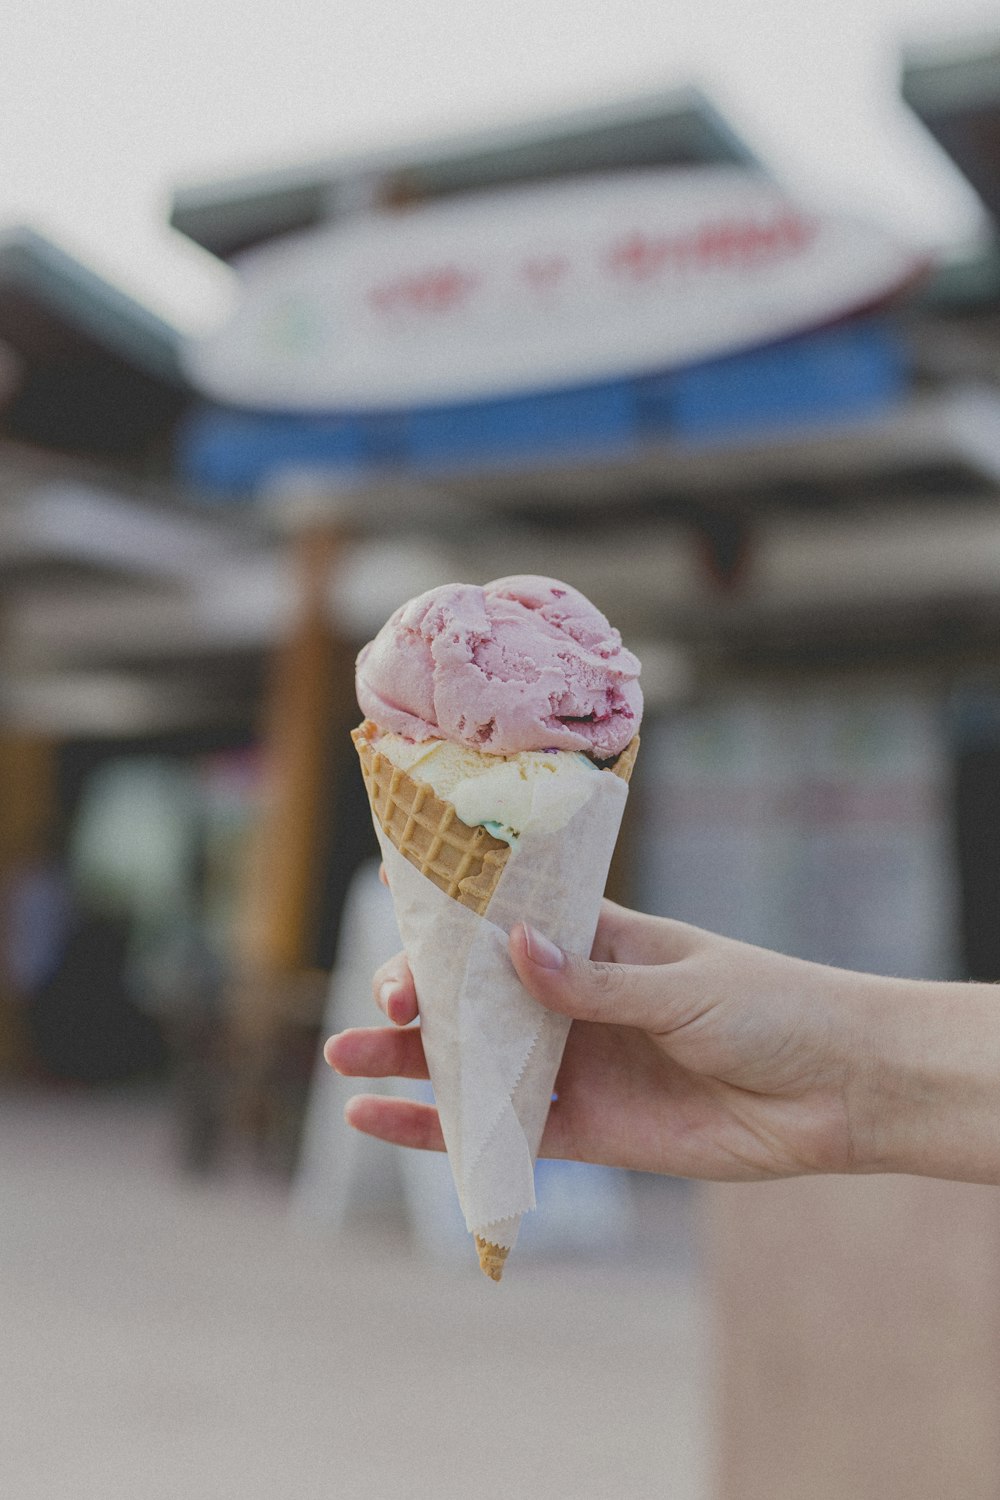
[848,975,1000,1183]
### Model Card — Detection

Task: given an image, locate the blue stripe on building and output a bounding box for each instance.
[178,320,906,497]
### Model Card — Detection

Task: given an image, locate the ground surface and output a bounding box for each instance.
[1,1085,707,1500]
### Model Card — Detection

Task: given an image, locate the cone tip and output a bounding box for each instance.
[474,1234,511,1283]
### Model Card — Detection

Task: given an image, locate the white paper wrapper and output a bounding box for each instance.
[373,765,629,1251]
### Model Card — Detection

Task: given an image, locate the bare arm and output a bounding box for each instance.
[853,975,1000,1183]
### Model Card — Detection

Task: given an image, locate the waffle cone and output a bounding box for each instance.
[352,720,639,919]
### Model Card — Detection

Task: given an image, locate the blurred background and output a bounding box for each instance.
[4,3,1000,1497]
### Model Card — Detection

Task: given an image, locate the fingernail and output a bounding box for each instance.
[379,981,398,1013]
[522,924,564,970]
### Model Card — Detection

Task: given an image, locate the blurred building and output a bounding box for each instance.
[0,67,998,1060]
[166,80,1000,971]
[0,230,267,1083]
[5,73,1000,1074]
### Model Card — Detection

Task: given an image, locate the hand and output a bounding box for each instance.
[325,900,895,1182]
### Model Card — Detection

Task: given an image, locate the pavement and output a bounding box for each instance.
[0,1084,709,1500]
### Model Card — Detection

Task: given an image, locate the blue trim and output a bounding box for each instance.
[403,379,636,472]
[178,320,907,496]
[647,321,906,440]
[177,408,370,492]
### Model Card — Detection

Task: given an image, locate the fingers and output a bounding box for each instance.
[372,951,419,1025]
[328,1022,441,1150]
[509,921,691,1033]
[344,1095,445,1152]
[324,1026,428,1080]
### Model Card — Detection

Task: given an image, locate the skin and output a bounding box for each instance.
[325,895,1000,1186]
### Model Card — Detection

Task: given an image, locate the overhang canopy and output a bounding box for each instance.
[170,88,760,262]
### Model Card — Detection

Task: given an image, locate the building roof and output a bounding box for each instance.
[0,229,190,458]
[0,229,184,382]
[170,87,761,261]
[902,42,1000,226]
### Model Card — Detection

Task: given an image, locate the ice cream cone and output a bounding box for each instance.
[350,580,642,1282]
[352,720,639,920]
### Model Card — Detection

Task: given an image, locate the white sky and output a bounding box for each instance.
[1,0,998,333]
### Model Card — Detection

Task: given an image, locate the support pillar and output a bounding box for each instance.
[238,525,352,976]
[230,525,356,1158]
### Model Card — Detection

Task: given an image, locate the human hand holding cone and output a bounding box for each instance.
[351,577,642,1280]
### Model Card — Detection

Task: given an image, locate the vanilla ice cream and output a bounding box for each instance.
[372,730,601,844]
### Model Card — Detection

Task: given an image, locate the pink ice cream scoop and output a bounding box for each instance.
[356,575,642,758]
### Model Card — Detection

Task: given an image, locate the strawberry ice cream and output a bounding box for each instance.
[355,575,642,760]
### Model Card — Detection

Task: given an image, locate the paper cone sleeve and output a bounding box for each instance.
[351,720,639,1280]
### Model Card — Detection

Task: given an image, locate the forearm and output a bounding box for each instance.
[852,976,1000,1184]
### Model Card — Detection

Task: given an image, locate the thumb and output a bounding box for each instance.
[509,921,676,1032]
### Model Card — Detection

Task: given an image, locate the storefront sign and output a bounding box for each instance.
[186,167,920,410]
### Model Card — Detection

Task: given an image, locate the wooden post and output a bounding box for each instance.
[706,1175,1000,1500]
[238,525,352,977]
[229,525,356,1154]
[0,733,57,1070]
